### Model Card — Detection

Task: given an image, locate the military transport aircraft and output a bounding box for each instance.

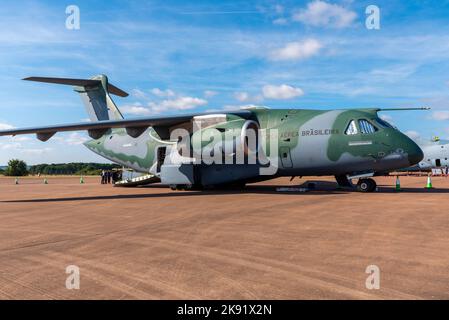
[0,75,425,192]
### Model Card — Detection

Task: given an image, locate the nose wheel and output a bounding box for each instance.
[356,178,377,192]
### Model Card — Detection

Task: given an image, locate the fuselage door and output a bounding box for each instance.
[280,146,293,168]
[434,159,442,167]
[156,146,167,173]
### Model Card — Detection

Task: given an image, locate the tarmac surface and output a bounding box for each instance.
[0,175,449,300]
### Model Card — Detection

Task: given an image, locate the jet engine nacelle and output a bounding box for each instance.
[240,120,260,155]
[191,119,260,159]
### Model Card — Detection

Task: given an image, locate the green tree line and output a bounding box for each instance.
[29,163,121,175]
[1,159,121,176]
[2,159,28,176]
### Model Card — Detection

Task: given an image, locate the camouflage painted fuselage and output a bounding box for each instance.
[84,108,423,185]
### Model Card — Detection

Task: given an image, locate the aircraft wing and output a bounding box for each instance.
[0,110,253,141]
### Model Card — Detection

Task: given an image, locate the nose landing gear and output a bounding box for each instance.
[356,178,377,192]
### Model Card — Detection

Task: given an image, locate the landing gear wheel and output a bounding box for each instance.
[169,184,194,191]
[357,178,377,193]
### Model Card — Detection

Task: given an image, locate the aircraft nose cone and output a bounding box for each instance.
[407,140,424,166]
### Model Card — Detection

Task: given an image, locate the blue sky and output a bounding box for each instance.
[1,0,449,164]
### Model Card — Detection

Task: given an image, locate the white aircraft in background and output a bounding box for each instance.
[410,137,449,171]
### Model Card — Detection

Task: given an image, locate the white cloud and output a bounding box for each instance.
[270,4,288,25]
[262,84,304,100]
[234,85,304,102]
[234,92,250,102]
[292,0,357,28]
[204,90,218,98]
[151,88,175,98]
[234,91,264,103]
[380,114,393,122]
[0,141,52,155]
[431,111,449,121]
[345,86,377,97]
[132,89,147,99]
[369,65,417,83]
[270,39,322,61]
[273,18,288,25]
[11,136,31,142]
[149,96,207,113]
[21,147,53,155]
[274,4,284,14]
[0,123,14,130]
[121,102,152,116]
[65,132,90,146]
[0,142,22,150]
[122,96,208,116]
[405,130,420,140]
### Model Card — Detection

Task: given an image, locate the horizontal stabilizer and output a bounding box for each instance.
[23,77,129,97]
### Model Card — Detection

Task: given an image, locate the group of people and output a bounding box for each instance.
[101,170,122,184]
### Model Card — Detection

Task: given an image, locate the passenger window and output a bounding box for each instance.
[345,120,358,135]
[358,120,377,134]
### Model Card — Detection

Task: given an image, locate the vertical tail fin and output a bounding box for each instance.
[23,75,128,121]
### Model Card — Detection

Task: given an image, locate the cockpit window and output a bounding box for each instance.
[358,119,377,134]
[345,120,358,135]
[374,118,394,129]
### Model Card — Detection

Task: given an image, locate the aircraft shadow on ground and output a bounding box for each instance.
[2,181,449,203]
[2,186,345,203]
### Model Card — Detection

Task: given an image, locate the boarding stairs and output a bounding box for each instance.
[114,170,160,187]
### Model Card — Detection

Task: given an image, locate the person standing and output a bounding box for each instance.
[101,170,105,184]
[112,171,119,184]
[107,170,112,184]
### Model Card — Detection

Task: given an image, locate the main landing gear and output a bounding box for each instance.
[170,184,193,191]
[356,178,377,193]
[335,175,377,193]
